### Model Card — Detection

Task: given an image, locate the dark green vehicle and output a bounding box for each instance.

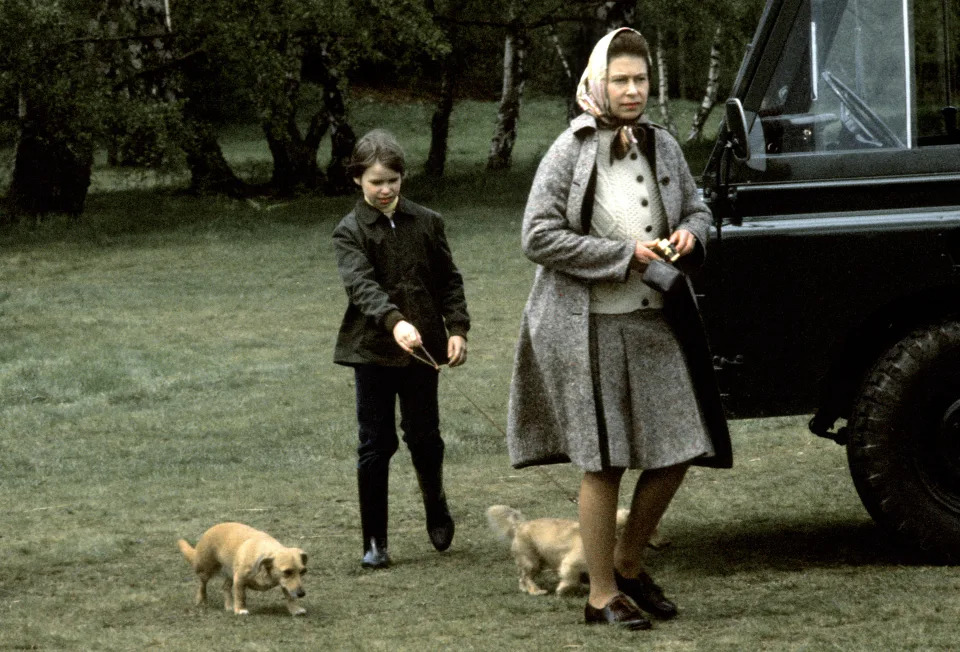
[696,0,960,560]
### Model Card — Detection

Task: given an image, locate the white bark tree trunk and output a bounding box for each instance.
[548,23,574,85]
[655,28,678,137]
[686,25,723,143]
[488,21,528,170]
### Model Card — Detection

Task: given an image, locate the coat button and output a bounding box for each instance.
[630,152,638,160]
[661,176,671,185]
[636,174,644,183]
[641,199,649,207]
[645,225,653,232]
[642,298,650,307]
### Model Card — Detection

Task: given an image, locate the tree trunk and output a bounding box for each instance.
[487,22,528,170]
[181,109,246,196]
[178,40,245,195]
[259,39,328,196]
[426,52,456,178]
[5,105,93,220]
[655,28,679,137]
[262,107,326,196]
[321,55,356,195]
[547,23,575,86]
[686,25,723,143]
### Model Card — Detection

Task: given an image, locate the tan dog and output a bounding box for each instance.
[486,505,630,596]
[178,522,308,616]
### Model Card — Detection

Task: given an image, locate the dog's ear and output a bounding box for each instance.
[298,549,307,567]
[253,553,274,575]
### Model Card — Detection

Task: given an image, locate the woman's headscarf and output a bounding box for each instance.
[576,27,649,162]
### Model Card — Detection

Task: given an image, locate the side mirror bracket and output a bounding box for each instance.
[725,98,751,162]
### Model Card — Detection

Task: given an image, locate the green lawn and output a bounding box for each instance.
[1,98,958,650]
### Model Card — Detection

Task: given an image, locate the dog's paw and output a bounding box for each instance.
[234,609,250,616]
[291,607,307,616]
[526,587,548,596]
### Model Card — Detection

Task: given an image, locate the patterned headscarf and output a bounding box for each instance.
[576,27,649,162]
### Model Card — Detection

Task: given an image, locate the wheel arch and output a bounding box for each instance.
[811,284,960,436]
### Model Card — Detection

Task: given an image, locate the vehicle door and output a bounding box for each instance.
[698,0,960,418]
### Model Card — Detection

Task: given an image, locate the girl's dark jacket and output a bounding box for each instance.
[333,197,470,367]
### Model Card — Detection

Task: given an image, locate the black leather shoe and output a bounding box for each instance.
[614,570,677,619]
[361,537,391,569]
[584,593,652,630]
[425,495,455,552]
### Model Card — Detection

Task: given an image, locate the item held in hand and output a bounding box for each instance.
[652,239,680,263]
[641,259,685,294]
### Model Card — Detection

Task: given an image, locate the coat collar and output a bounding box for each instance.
[355,196,409,226]
[570,112,598,135]
[569,111,667,137]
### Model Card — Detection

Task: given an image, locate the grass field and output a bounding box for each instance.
[2,96,959,650]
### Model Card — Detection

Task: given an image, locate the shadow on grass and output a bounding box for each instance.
[668,517,938,573]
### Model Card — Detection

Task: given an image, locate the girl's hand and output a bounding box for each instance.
[447,335,467,367]
[669,229,696,257]
[392,320,422,353]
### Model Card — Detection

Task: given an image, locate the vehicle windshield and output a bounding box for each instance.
[752,0,910,158]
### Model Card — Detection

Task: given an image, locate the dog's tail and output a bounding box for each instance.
[177,538,196,566]
[486,504,524,543]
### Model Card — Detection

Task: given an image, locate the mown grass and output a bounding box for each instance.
[2,97,959,651]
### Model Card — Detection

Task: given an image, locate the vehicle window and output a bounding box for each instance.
[751,0,910,158]
[914,0,960,145]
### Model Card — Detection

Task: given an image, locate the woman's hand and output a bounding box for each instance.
[632,240,663,270]
[392,320,422,353]
[447,335,467,367]
[668,229,696,257]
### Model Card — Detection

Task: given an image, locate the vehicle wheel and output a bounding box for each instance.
[847,320,960,562]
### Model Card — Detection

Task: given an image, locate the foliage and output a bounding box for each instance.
[105,97,187,168]
[0,1,109,150]
[0,0,767,213]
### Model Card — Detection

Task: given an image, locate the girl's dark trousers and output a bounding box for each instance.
[354,362,453,561]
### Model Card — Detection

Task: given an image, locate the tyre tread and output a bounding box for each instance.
[848,320,960,563]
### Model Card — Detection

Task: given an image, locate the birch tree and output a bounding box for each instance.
[686,24,722,142]
[654,27,679,137]
[487,13,529,170]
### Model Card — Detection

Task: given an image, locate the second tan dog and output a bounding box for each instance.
[486,504,630,596]
[178,522,308,616]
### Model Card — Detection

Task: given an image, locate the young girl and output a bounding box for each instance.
[333,129,470,569]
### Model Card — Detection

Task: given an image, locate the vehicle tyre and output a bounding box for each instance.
[847,320,960,562]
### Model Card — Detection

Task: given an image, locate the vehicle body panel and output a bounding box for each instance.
[697,0,960,422]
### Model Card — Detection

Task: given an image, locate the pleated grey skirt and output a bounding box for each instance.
[589,309,715,470]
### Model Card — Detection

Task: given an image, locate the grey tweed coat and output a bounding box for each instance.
[506,113,732,472]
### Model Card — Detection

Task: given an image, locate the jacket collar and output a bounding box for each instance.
[355,197,407,226]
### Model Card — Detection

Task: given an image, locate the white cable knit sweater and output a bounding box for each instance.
[589,130,668,313]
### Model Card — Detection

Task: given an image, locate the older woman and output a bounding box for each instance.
[506,28,731,630]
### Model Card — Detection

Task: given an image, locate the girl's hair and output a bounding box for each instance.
[348,129,406,178]
[607,30,651,70]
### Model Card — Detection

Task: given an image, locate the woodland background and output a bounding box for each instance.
[0,0,764,223]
